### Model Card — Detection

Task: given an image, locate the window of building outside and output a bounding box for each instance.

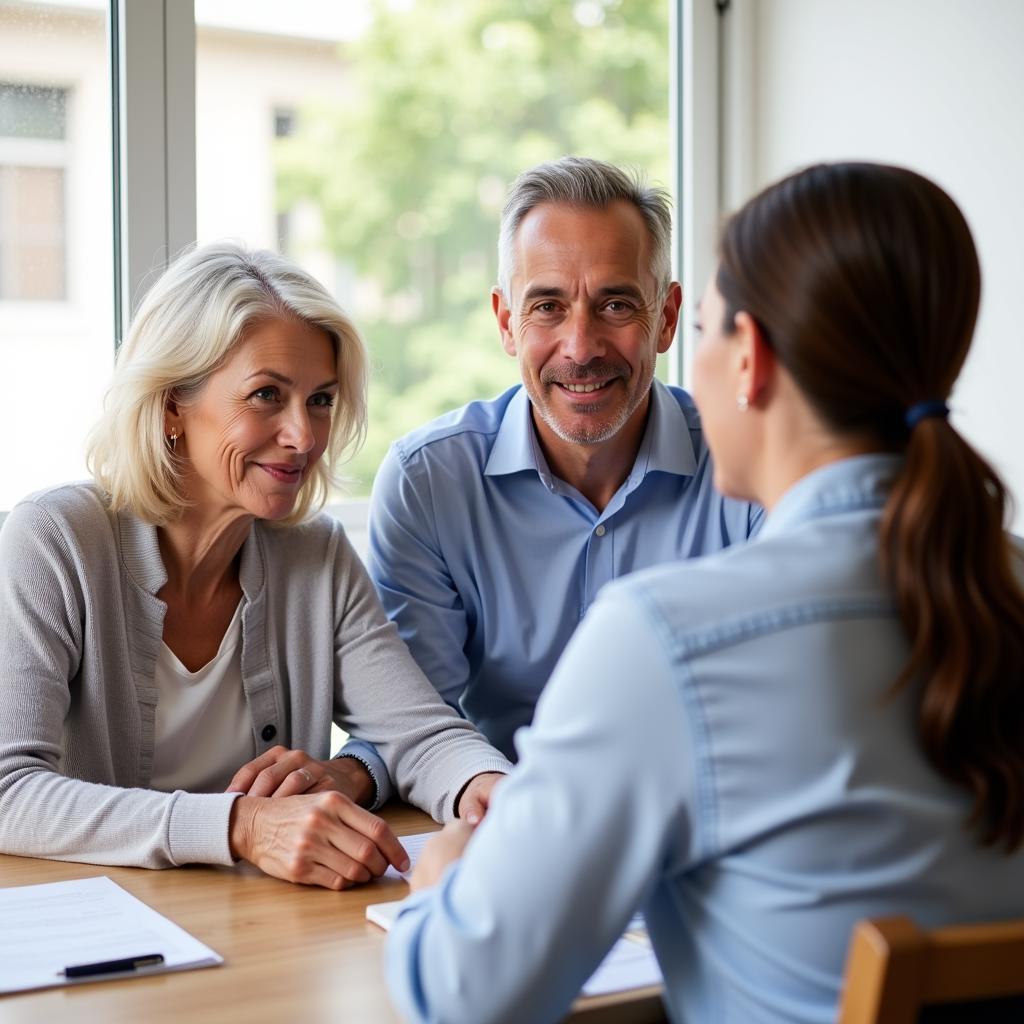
[0,82,67,301]
[194,0,671,505]
[0,0,113,512]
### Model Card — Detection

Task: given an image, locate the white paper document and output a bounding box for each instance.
[369,839,662,998]
[365,898,405,930]
[0,875,223,994]
[383,831,435,880]
[580,932,662,996]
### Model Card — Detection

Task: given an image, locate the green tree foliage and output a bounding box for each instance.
[276,0,669,493]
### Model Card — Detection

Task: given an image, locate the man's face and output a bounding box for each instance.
[493,201,680,450]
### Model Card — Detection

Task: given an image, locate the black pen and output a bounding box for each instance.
[61,953,165,978]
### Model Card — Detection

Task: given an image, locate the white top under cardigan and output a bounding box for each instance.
[151,599,255,794]
[0,483,512,869]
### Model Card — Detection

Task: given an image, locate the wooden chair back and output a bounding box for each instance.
[838,915,1024,1023]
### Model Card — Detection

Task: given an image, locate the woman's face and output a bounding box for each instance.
[691,273,750,500]
[174,315,338,522]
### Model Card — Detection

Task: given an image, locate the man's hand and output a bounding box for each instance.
[226,745,374,806]
[455,771,505,824]
[228,792,409,889]
[409,820,475,893]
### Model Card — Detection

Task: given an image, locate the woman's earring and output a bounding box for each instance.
[169,428,178,452]
[736,394,749,412]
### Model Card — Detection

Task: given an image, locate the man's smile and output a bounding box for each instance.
[558,380,615,394]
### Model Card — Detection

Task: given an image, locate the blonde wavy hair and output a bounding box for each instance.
[86,242,368,526]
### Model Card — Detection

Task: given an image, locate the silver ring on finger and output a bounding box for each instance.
[297,767,314,788]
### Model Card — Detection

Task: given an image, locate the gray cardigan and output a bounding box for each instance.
[0,484,511,868]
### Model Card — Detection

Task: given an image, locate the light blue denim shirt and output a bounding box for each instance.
[344,380,762,805]
[385,454,1024,1024]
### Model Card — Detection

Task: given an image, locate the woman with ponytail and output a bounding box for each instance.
[385,163,1024,1024]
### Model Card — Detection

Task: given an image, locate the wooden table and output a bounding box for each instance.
[0,803,665,1023]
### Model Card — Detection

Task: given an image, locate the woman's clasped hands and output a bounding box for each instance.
[224,746,505,890]
[226,745,408,890]
[226,744,376,801]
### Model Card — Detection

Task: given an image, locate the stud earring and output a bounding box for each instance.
[169,428,178,452]
[736,395,749,412]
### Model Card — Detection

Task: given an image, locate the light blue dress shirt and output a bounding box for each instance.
[345,380,761,804]
[385,454,1024,1024]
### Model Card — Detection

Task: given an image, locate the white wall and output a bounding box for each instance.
[730,0,1024,529]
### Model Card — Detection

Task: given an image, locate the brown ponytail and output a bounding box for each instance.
[717,162,1024,850]
[881,418,1024,849]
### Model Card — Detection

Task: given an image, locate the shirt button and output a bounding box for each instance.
[261,724,277,742]
[594,525,606,537]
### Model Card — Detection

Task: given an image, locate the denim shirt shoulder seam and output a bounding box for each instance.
[668,594,896,662]
[774,492,887,532]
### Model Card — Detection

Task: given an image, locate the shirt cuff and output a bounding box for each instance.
[334,750,386,811]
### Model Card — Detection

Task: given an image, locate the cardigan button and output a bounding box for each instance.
[261,724,277,742]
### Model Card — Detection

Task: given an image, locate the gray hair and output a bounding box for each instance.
[86,241,367,526]
[496,155,673,299]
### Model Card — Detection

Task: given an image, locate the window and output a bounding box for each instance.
[0,0,676,514]
[0,83,68,301]
[272,108,297,254]
[0,1,113,510]
[273,108,296,140]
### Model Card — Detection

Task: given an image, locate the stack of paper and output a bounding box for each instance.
[0,876,222,994]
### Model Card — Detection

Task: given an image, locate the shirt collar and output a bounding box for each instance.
[484,386,538,477]
[760,453,903,540]
[642,378,697,477]
[483,378,697,481]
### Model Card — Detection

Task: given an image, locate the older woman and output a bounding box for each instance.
[0,243,510,889]
[385,162,1024,1022]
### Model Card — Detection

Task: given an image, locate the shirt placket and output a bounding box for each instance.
[581,514,615,620]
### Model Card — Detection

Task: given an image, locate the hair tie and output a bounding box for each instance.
[905,400,950,431]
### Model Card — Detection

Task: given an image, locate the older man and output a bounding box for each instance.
[342,156,761,805]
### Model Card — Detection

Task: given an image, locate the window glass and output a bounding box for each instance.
[0,1,114,509]
[0,81,67,139]
[195,0,669,496]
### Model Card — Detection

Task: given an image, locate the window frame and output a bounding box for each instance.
[115,1,702,531]
[111,0,195,342]
[674,0,722,390]
[0,1,705,519]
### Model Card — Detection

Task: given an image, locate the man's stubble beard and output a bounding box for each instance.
[530,359,656,447]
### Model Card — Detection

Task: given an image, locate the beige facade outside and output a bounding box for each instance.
[0,1,347,510]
